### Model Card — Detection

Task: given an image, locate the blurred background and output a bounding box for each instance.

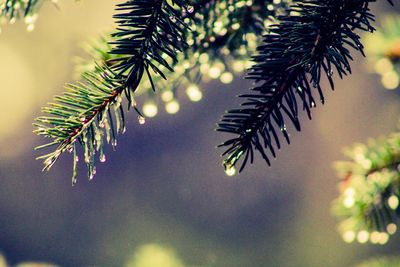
[0,1,400,266]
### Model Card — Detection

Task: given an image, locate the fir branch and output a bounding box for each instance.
[218,0,394,175]
[34,0,191,184]
[332,133,400,245]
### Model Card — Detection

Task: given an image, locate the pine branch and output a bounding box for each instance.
[34,0,191,185]
[217,0,394,175]
[332,133,400,245]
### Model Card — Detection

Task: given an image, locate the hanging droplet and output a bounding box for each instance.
[44,157,56,167]
[138,115,146,125]
[225,164,236,177]
[311,101,316,107]
[27,24,35,32]
[169,16,176,22]
[112,139,117,147]
[88,166,97,181]
[75,156,79,162]
[89,170,95,180]
[100,154,106,163]
[328,69,334,77]
[187,5,194,13]
[84,153,90,164]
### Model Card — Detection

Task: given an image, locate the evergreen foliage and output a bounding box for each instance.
[218,0,393,174]
[34,0,192,184]
[35,0,288,182]
[15,0,397,185]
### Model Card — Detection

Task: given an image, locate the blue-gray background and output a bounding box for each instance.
[0,1,399,266]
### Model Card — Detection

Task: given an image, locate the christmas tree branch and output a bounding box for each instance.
[34,0,191,184]
[218,0,394,175]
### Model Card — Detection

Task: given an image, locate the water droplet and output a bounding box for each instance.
[311,101,316,107]
[169,16,176,23]
[187,5,194,13]
[138,115,146,125]
[100,154,106,163]
[328,69,333,77]
[225,164,236,177]
[112,139,117,147]
[44,157,56,167]
[26,23,35,32]
[75,156,79,162]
